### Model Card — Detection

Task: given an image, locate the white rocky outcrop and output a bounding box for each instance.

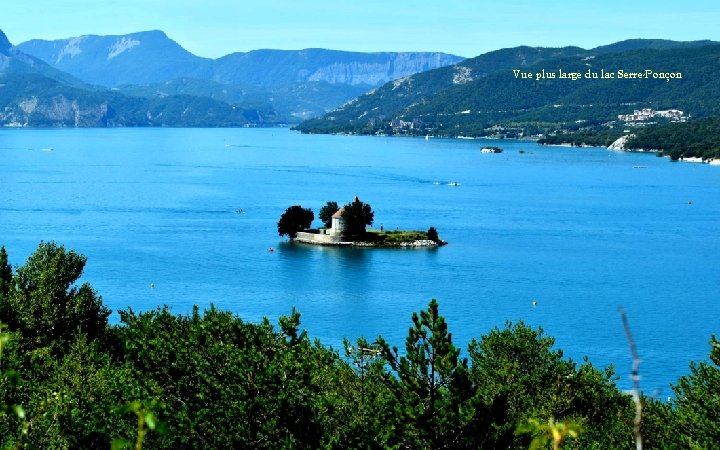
[453,66,473,84]
[56,36,86,63]
[608,134,634,150]
[107,37,140,60]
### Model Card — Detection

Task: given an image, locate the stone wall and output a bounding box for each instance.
[294,232,351,245]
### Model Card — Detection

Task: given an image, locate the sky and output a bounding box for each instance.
[3,0,719,58]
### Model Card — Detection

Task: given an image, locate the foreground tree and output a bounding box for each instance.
[277,205,314,238]
[118,305,339,448]
[341,197,374,236]
[0,247,11,300]
[0,242,110,354]
[669,335,720,448]
[318,201,339,228]
[469,321,634,448]
[379,299,479,449]
[0,248,12,323]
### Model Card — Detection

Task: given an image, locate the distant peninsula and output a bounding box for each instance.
[277,198,447,248]
[539,116,720,163]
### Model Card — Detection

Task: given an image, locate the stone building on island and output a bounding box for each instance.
[294,196,363,245]
[329,207,346,236]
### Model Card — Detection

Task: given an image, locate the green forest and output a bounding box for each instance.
[539,117,720,160]
[625,117,720,159]
[296,44,720,140]
[0,242,718,449]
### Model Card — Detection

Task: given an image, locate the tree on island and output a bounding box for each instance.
[277,205,314,238]
[427,226,439,243]
[341,197,374,236]
[318,201,339,228]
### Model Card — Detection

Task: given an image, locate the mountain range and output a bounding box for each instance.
[16,30,462,121]
[295,39,720,137]
[0,30,282,127]
[18,31,462,88]
[4,29,719,132]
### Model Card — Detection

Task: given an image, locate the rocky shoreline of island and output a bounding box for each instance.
[293,235,447,248]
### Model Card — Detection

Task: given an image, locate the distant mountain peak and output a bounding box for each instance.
[0,29,13,54]
[132,29,167,38]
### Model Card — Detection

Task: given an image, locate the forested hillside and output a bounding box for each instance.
[0,74,278,127]
[539,117,720,160]
[296,41,720,138]
[625,116,720,159]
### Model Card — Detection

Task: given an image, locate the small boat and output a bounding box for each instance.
[481,146,503,153]
[447,181,461,186]
[632,165,648,169]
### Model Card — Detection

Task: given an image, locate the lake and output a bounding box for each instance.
[1,127,718,397]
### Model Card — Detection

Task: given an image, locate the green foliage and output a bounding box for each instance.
[0,243,719,448]
[0,247,11,300]
[16,335,141,448]
[0,322,27,448]
[112,400,165,450]
[361,230,429,246]
[427,226,440,243]
[516,417,582,450]
[379,299,478,449]
[277,205,315,238]
[469,322,634,448]
[626,116,720,159]
[0,241,110,354]
[669,335,720,448]
[539,128,625,147]
[340,199,374,236]
[116,305,345,448]
[545,116,720,160]
[318,201,339,228]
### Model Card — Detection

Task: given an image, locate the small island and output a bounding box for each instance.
[277,197,447,248]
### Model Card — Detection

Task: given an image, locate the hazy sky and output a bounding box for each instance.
[4,0,719,58]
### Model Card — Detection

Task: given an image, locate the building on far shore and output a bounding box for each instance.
[617,108,686,125]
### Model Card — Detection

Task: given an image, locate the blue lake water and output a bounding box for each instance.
[1,127,718,396]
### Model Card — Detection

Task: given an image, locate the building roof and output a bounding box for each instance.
[331,207,345,219]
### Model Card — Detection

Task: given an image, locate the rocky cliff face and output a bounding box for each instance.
[213,49,463,87]
[304,53,461,85]
[0,95,120,127]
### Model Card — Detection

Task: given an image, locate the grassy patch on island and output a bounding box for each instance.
[358,229,441,247]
